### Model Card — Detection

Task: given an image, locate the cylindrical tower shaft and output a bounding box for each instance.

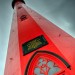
[4,0,75,75]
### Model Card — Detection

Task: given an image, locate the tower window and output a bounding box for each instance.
[20,15,27,21]
[18,6,22,9]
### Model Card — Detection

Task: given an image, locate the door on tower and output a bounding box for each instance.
[25,51,71,75]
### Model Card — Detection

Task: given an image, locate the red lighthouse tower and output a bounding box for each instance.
[4,0,75,75]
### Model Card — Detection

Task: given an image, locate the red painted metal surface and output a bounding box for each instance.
[4,1,75,75]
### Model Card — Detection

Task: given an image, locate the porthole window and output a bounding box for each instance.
[18,6,22,9]
[20,15,27,21]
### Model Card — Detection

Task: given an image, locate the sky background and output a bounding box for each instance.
[0,0,75,75]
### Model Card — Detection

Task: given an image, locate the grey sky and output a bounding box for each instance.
[0,0,75,75]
